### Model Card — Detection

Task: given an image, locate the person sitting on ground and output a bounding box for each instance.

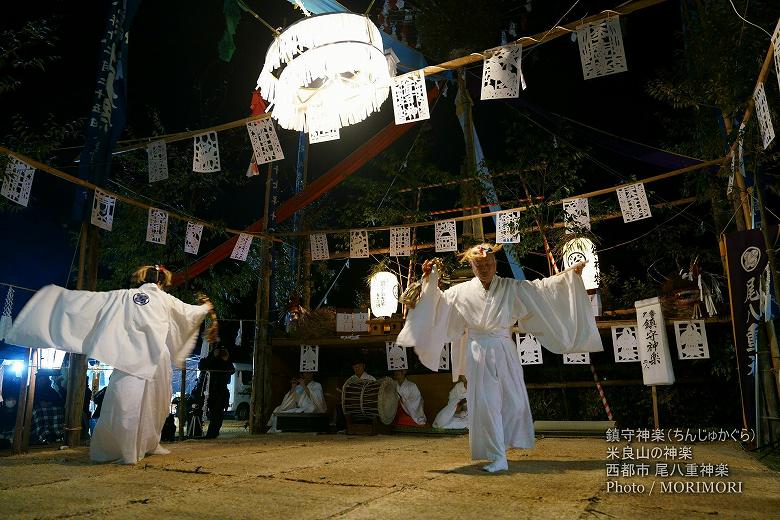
[198,346,235,439]
[267,372,326,433]
[433,375,468,429]
[392,369,426,427]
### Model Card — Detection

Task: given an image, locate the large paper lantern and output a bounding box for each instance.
[256,13,393,136]
[370,271,399,318]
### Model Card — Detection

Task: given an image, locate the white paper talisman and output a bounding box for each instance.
[434,220,457,252]
[673,320,710,360]
[230,233,253,261]
[192,131,221,172]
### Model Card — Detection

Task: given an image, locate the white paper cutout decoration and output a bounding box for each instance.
[1,157,35,207]
[230,233,253,261]
[300,345,319,372]
[386,341,408,370]
[246,118,285,164]
[611,325,640,362]
[563,352,590,365]
[616,183,652,223]
[307,104,341,144]
[349,229,369,258]
[192,131,221,172]
[185,221,204,255]
[310,233,329,261]
[563,198,591,233]
[635,297,675,385]
[353,312,369,332]
[147,141,168,183]
[439,343,451,370]
[0,286,14,341]
[516,333,543,365]
[753,83,775,150]
[480,44,524,100]
[145,208,168,245]
[576,15,628,80]
[496,210,522,243]
[336,313,350,333]
[391,69,430,125]
[673,320,710,360]
[561,237,600,291]
[434,220,458,252]
[309,126,340,144]
[90,188,116,231]
[389,227,411,257]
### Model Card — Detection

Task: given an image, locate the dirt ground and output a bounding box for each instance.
[2,423,780,520]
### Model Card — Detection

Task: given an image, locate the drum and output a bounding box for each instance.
[341,376,398,425]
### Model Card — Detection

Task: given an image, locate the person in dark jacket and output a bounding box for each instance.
[198,347,235,439]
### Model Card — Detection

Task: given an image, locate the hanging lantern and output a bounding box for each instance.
[256,13,393,136]
[561,237,600,290]
[370,271,399,318]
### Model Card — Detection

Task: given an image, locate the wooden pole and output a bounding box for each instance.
[456,68,484,242]
[64,224,97,447]
[250,164,274,434]
[12,348,38,453]
[651,385,660,429]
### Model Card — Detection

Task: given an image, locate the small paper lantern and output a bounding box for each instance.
[370,271,399,318]
[561,237,600,290]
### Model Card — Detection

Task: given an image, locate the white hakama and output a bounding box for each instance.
[7,283,209,463]
[397,268,602,463]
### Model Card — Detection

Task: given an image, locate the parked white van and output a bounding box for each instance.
[228,363,253,420]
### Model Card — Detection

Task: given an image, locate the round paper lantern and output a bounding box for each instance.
[561,237,600,290]
[370,271,399,318]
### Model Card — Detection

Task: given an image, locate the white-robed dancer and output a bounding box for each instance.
[7,265,212,464]
[267,372,327,433]
[433,375,468,430]
[396,244,602,472]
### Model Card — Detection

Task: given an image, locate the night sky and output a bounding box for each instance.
[0,0,766,314]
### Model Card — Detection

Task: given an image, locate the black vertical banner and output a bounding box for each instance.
[724,228,774,429]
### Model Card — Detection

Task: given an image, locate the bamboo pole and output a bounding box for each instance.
[273,155,722,238]
[317,196,697,258]
[0,147,277,241]
[250,164,274,434]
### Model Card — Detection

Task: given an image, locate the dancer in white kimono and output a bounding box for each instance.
[267,372,327,433]
[433,375,468,430]
[7,265,212,464]
[392,370,426,426]
[396,244,602,472]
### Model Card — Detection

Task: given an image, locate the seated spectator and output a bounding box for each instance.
[392,370,426,427]
[267,372,326,433]
[433,375,468,429]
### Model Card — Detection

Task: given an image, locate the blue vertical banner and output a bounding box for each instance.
[74,0,141,218]
[724,227,778,431]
